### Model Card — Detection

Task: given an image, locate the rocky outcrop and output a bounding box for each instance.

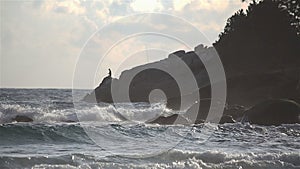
[242,99,300,125]
[183,99,242,124]
[219,115,236,124]
[82,45,212,110]
[147,114,189,125]
[147,114,236,125]
[83,76,117,103]
[82,45,299,125]
[82,0,300,125]
[224,71,300,107]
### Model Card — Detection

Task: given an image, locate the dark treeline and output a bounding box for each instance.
[214,0,300,76]
[241,0,299,34]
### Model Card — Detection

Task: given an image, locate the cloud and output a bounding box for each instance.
[1,0,249,88]
[173,0,192,11]
[168,0,248,42]
[130,0,164,12]
[192,0,229,12]
[173,0,229,12]
[42,0,86,15]
[1,1,93,88]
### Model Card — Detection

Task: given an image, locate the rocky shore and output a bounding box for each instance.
[83,0,300,125]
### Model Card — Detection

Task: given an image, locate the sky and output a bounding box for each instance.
[0,0,249,89]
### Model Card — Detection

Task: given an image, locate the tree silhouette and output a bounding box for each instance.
[214,0,300,76]
[241,0,299,35]
[278,0,300,35]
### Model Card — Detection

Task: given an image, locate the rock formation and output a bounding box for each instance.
[82,0,300,125]
[242,99,300,125]
[12,115,33,123]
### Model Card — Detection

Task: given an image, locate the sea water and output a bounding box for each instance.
[0,88,299,169]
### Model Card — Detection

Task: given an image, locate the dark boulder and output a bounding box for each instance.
[13,115,33,122]
[184,99,242,124]
[147,114,189,125]
[223,105,245,121]
[219,115,236,124]
[82,77,116,103]
[184,99,210,124]
[242,99,300,125]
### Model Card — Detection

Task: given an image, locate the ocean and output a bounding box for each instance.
[0,88,299,169]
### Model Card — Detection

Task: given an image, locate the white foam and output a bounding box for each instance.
[0,103,76,123]
[76,104,122,122]
[0,102,178,123]
[30,151,300,169]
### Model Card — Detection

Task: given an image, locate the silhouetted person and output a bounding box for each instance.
[108,69,112,77]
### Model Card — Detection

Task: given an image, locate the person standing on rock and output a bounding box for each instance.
[108,69,112,77]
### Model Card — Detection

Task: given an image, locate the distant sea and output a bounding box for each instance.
[0,88,299,169]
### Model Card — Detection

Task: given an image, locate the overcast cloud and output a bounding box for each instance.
[1,0,248,88]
